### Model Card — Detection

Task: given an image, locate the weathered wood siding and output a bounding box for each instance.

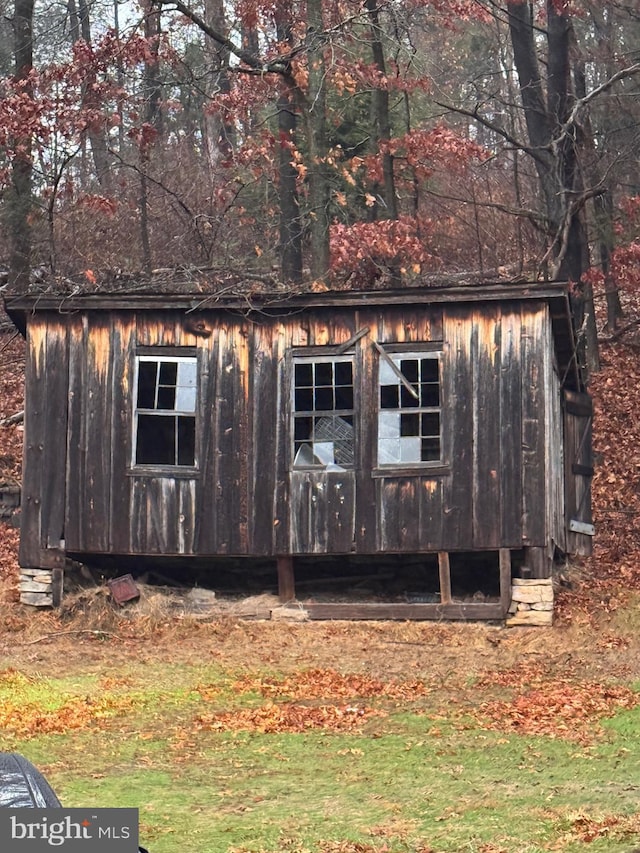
[564,390,594,556]
[19,298,568,564]
[19,319,69,568]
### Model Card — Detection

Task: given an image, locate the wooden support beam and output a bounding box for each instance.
[277,556,295,603]
[305,602,506,621]
[438,551,452,604]
[499,548,512,614]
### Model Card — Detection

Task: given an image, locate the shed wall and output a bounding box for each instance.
[20,300,561,566]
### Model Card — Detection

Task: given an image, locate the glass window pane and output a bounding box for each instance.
[295,363,313,386]
[176,386,197,412]
[379,360,397,386]
[159,361,177,385]
[294,416,313,441]
[136,414,175,465]
[422,412,440,436]
[378,438,401,464]
[157,386,176,410]
[335,361,352,386]
[401,413,420,436]
[314,387,334,410]
[400,385,419,407]
[335,386,353,409]
[315,362,333,386]
[400,437,421,462]
[400,359,419,383]
[295,388,314,412]
[420,358,439,382]
[380,385,399,409]
[314,442,335,465]
[421,383,440,407]
[422,437,440,461]
[177,416,196,465]
[378,412,400,438]
[177,360,197,387]
[137,361,157,409]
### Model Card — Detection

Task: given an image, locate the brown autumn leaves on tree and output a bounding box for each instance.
[1,0,640,345]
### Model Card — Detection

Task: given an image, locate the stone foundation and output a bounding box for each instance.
[19,568,63,607]
[506,577,553,627]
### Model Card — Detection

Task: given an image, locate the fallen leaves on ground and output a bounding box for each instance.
[191,700,386,734]
[547,809,640,848]
[475,681,638,743]
[230,667,432,701]
[0,693,140,737]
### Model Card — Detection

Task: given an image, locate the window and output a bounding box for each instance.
[292,357,354,468]
[133,356,197,467]
[377,351,441,466]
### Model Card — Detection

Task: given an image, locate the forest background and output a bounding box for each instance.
[1,0,640,356]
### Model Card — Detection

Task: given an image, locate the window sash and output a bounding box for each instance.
[133,355,198,468]
[292,356,355,469]
[377,350,442,467]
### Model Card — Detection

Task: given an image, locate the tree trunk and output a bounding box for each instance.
[139,1,163,273]
[305,0,330,282]
[8,0,34,293]
[202,0,233,170]
[67,0,113,188]
[276,8,303,283]
[365,0,397,220]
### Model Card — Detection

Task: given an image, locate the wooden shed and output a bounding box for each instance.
[5,281,593,620]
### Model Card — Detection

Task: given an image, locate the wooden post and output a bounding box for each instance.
[277,555,295,603]
[438,552,452,604]
[499,548,511,614]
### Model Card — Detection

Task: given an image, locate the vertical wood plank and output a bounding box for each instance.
[418,478,444,551]
[193,322,219,553]
[277,555,295,602]
[40,320,69,551]
[499,548,512,614]
[213,320,250,554]
[499,308,523,545]
[442,309,473,549]
[438,551,452,604]
[250,321,279,554]
[521,306,547,545]
[355,309,379,552]
[109,317,136,554]
[472,306,501,548]
[377,478,399,550]
[64,316,86,552]
[19,322,47,566]
[80,315,114,551]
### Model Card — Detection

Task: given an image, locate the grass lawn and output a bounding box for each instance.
[1,615,640,853]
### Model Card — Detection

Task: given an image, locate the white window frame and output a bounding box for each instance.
[291,354,355,470]
[132,354,198,469]
[376,348,443,469]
